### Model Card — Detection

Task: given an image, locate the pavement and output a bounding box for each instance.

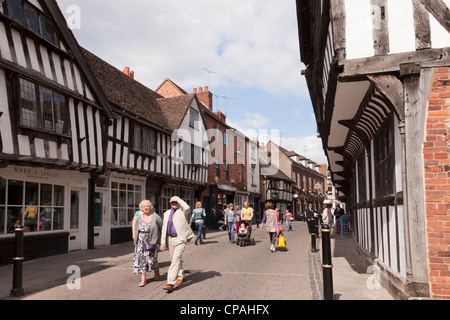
[0,220,393,302]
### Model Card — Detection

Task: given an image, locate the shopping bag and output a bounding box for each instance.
[278,234,286,247]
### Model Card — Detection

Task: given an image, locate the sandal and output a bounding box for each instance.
[138,281,146,287]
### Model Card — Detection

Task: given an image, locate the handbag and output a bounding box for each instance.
[144,240,157,252]
[191,221,197,231]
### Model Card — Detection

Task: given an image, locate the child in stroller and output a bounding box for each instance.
[236,220,255,246]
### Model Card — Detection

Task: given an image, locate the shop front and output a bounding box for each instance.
[95,172,147,245]
[0,165,90,265]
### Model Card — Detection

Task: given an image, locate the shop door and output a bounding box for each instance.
[69,190,82,251]
[94,190,108,247]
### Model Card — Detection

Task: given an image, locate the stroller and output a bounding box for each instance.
[236,220,255,246]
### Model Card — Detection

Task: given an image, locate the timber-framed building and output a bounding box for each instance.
[297,0,450,299]
[0,0,114,262]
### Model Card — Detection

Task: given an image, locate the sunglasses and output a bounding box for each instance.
[170,201,178,205]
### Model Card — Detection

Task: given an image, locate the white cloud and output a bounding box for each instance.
[281,135,327,165]
[57,0,307,97]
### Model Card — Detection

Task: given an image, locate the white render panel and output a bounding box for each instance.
[387,0,415,54]
[0,69,13,154]
[85,106,96,165]
[52,52,65,86]
[11,29,26,67]
[122,146,128,167]
[28,0,43,11]
[69,99,79,163]
[61,143,69,161]
[345,0,373,59]
[381,206,389,265]
[123,118,129,144]
[64,59,75,91]
[49,141,58,159]
[35,138,45,158]
[95,110,103,165]
[106,140,113,163]
[76,102,87,164]
[388,205,398,274]
[114,142,121,166]
[39,45,53,80]
[397,205,407,280]
[26,38,40,72]
[430,0,450,49]
[73,65,83,95]
[0,22,11,61]
[17,134,31,156]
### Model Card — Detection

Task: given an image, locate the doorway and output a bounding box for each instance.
[93,189,108,247]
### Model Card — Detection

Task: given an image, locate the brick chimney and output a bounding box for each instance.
[194,86,213,110]
[123,67,134,79]
[215,111,226,122]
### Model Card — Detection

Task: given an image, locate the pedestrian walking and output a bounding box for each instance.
[235,205,241,223]
[285,208,292,232]
[226,203,236,243]
[260,202,279,253]
[132,200,162,287]
[334,203,345,221]
[241,201,254,228]
[322,203,334,227]
[190,201,206,245]
[160,196,194,292]
[306,203,315,234]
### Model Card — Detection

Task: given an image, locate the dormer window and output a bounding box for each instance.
[189,107,199,130]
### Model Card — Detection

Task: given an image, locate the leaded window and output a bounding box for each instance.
[19,78,69,135]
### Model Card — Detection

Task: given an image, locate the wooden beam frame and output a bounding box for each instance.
[419,0,450,33]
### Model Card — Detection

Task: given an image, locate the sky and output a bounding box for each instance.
[55,0,327,164]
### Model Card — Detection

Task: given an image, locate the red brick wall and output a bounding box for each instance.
[425,67,450,299]
[156,81,182,98]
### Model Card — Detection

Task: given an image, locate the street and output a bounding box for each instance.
[18,221,312,300]
[1,219,394,303]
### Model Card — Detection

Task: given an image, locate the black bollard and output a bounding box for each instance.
[11,225,25,297]
[314,216,320,238]
[321,224,333,300]
[310,232,318,252]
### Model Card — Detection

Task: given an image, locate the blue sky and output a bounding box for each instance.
[56,0,327,164]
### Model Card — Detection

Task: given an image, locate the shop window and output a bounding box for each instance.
[0,178,65,234]
[110,181,142,226]
[19,78,69,135]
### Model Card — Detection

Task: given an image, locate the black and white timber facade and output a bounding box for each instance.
[297,0,450,299]
[0,0,115,263]
[0,0,210,264]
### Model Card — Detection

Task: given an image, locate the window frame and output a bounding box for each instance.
[18,77,70,136]
[4,0,59,47]
[131,122,157,157]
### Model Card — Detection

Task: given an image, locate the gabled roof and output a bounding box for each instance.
[157,94,197,131]
[80,48,169,130]
[155,78,188,98]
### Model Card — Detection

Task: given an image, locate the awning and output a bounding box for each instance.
[217,184,237,193]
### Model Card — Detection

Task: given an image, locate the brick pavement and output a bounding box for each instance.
[0,220,393,301]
